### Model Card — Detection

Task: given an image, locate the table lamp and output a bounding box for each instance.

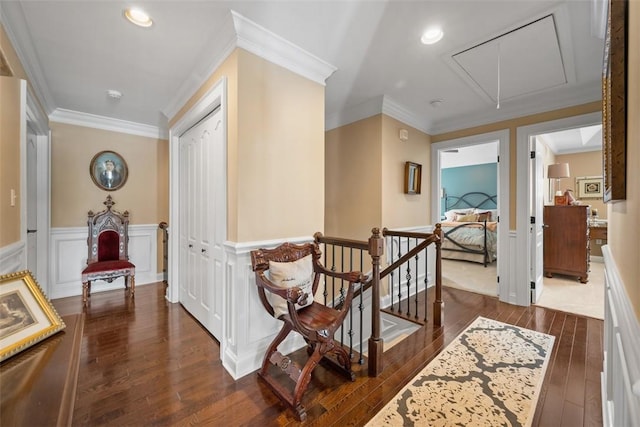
[548,163,570,204]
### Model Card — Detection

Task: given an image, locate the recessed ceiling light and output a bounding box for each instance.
[421,27,443,45]
[124,7,153,28]
[430,98,444,108]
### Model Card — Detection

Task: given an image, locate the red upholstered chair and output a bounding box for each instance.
[81,196,135,304]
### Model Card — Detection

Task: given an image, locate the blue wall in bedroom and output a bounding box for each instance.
[441,163,497,215]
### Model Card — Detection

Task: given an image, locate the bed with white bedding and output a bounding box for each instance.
[440,192,498,267]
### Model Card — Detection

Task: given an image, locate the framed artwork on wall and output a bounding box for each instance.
[0,271,65,362]
[404,162,422,194]
[602,0,627,202]
[576,176,604,200]
[90,150,128,191]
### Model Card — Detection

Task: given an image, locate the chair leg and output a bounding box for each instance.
[260,323,293,375]
[292,346,323,418]
[82,281,90,304]
[129,275,135,298]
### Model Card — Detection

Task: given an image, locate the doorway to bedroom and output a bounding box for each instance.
[431,130,510,303]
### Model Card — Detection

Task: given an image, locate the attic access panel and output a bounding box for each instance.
[452,15,567,104]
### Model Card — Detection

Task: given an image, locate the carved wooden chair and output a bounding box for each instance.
[250,242,365,421]
[81,196,135,304]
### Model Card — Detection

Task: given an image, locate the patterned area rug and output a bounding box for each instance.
[366,317,555,426]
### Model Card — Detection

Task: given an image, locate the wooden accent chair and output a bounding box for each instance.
[250,242,365,421]
[81,196,135,304]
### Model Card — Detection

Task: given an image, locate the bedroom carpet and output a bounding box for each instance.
[441,259,604,320]
[441,259,498,296]
[366,317,555,426]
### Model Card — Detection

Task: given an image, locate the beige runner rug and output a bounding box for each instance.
[367,317,555,426]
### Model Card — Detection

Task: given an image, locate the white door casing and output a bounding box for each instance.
[531,137,545,303]
[430,129,510,302]
[169,78,227,342]
[516,111,601,307]
[26,130,38,275]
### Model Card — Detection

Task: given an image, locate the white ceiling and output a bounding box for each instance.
[0,1,606,139]
[539,124,603,154]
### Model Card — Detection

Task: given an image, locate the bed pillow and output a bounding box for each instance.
[455,213,478,222]
[474,208,498,221]
[445,209,473,221]
[266,254,314,318]
[475,211,492,221]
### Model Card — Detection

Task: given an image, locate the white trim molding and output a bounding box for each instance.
[49,108,167,139]
[602,246,640,427]
[516,112,602,307]
[163,10,337,122]
[49,224,161,299]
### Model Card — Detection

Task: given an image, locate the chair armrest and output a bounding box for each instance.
[314,264,367,285]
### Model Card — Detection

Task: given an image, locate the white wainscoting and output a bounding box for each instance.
[49,224,161,299]
[0,240,26,276]
[219,227,439,380]
[602,246,640,427]
[221,237,311,380]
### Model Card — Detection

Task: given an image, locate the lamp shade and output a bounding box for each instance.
[547,163,570,178]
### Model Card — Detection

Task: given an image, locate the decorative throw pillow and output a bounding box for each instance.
[455,213,478,222]
[445,209,473,221]
[476,211,492,222]
[267,254,314,318]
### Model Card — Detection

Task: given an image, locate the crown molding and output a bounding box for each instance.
[231,10,337,86]
[0,2,56,115]
[164,10,337,122]
[381,96,431,134]
[325,95,430,133]
[50,109,167,139]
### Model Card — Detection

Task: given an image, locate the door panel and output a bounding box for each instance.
[178,108,223,340]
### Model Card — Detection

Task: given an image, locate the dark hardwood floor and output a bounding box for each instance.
[52,282,603,426]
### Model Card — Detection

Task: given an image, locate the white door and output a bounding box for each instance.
[26,131,38,274]
[178,107,224,340]
[530,137,545,303]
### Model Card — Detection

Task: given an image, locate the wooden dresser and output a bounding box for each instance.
[543,205,590,283]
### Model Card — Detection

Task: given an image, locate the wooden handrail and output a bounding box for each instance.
[313,224,443,378]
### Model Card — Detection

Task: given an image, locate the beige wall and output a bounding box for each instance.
[0,24,26,80]
[325,115,382,239]
[0,77,22,246]
[381,115,431,228]
[50,122,169,226]
[608,0,640,319]
[432,101,602,228]
[171,49,325,242]
[555,151,606,219]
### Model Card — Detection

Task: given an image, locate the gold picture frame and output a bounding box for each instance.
[602,0,627,202]
[404,162,422,194]
[0,271,65,362]
[90,150,128,191]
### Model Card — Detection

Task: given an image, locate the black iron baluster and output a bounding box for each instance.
[397,237,402,313]
[424,238,429,323]
[405,237,411,317]
[390,237,395,312]
[358,250,364,365]
[414,237,419,320]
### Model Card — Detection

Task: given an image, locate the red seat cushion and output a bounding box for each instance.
[82,260,135,275]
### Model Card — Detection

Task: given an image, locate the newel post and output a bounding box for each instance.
[368,227,384,376]
[433,223,444,326]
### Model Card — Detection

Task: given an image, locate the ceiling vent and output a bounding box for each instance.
[450,14,569,105]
